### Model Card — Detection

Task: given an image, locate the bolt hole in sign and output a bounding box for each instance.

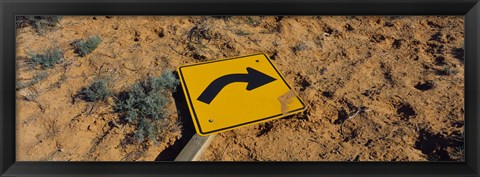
[177,53,305,136]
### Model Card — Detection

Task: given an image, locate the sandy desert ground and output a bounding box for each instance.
[16,16,464,161]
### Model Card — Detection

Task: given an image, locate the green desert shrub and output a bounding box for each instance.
[71,36,102,57]
[235,30,251,36]
[30,48,64,69]
[78,78,111,102]
[114,70,179,144]
[148,71,179,91]
[16,16,62,34]
[246,16,260,26]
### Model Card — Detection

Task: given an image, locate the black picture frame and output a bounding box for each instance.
[1,0,479,176]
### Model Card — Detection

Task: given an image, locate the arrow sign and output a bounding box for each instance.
[178,53,306,135]
[197,67,277,104]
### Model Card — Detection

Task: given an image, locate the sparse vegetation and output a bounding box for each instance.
[187,23,211,44]
[292,42,309,53]
[78,78,111,102]
[114,70,179,144]
[212,16,232,20]
[74,78,112,115]
[314,36,324,48]
[16,71,48,90]
[339,106,370,139]
[16,16,62,34]
[18,88,39,101]
[71,36,102,57]
[30,48,64,69]
[185,21,212,61]
[246,16,260,26]
[14,16,465,161]
[437,65,457,76]
[235,30,251,36]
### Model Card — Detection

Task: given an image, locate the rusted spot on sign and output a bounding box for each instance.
[278,90,296,115]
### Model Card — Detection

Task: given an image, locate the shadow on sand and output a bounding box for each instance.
[155,73,196,161]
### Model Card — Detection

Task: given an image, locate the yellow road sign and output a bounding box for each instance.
[177,53,305,136]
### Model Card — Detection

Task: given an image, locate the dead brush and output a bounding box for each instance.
[16,16,62,35]
[246,16,260,26]
[292,42,309,54]
[235,29,251,36]
[42,61,74,91]
[187,23,212,44]
[17,87,39,101]
[340,105,371,139]
[16,71,48,90]
[437,65,457,76]
[186,21,213,61]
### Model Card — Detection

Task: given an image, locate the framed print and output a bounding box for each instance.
[1,0,479,176]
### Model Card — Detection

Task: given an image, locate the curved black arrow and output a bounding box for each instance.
[197,67,276,104]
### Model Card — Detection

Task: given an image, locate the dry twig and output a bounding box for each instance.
[340,106,371,138]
